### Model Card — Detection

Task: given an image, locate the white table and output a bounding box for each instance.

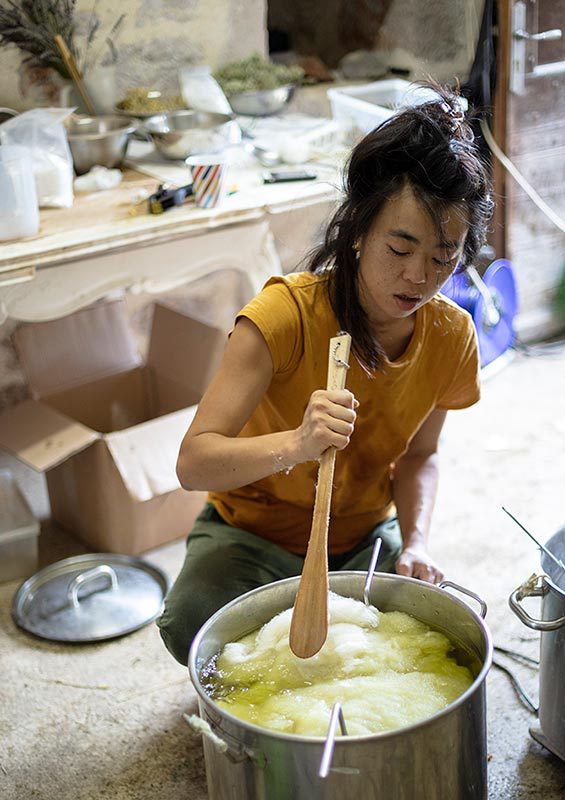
[0,156,339,325]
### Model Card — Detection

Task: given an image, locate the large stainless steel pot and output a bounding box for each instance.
[188,572,492,800]
[509,526,565,761]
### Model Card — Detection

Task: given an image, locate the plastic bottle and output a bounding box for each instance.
[0,146,40,241]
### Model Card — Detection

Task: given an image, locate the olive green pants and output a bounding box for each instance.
[157,503,403,666]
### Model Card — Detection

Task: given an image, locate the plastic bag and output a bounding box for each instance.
[0,108,75,208]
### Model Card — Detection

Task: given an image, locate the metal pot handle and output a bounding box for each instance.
[67,564,118,608]
[438,580,488,618]
[184,713,229,754]
[183,713,266,767]
[509,574,565,631]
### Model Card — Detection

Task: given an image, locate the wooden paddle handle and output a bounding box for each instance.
[289,332,352,658]
[307,332,352,548]
[54,35,97,116]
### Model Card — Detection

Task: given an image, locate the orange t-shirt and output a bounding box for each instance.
[209,272,480,555]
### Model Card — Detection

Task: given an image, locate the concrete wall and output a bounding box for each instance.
[0,0,267,111]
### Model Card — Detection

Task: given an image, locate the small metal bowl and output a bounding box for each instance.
[66,115,137,175]
[227,84,296,117]
[142,110,236,160]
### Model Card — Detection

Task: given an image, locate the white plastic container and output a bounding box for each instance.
[0,470,39,583]
[0,145,40,241]
[327,79,452,136]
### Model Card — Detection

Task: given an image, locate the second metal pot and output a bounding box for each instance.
[66,115,137,175]
[189,572,492,800]
[509,526,565,761]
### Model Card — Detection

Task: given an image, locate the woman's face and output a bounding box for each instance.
[357,184,469,328]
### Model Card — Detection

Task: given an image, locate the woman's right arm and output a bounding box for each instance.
[176,317,356,492]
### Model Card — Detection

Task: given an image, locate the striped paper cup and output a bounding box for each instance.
[187,156,228,209]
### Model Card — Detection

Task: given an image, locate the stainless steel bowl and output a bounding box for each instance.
[227,84,296,117]
[66,115,137,175]
[142,110,236,160]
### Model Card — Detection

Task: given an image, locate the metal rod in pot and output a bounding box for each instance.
[363,537,382,606]
[502,507,565,572]
[319,702,348,778]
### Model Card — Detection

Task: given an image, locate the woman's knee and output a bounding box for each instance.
[156,592,206,667]
[156,547,248,666]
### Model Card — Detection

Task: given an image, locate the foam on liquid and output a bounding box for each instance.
[203,592,473,737]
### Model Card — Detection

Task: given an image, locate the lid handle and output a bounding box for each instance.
[68,565,119,608]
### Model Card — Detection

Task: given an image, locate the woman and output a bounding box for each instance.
[158,84,493,666]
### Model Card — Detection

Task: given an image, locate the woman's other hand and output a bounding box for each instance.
[295,389,357,462]
[395,544,444,584]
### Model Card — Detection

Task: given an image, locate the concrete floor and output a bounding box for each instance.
[1,345,565,799]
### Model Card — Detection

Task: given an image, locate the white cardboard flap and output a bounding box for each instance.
[14,299,141,398]
[105,405,198,502]
[0,399,99,471]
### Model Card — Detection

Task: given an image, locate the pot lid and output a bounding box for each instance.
[11,553,170,642]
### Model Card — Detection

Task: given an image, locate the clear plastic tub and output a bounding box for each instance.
[327,79,455,136]
[0,470,39,583]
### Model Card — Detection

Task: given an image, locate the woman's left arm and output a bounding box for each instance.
[392,408,447,583]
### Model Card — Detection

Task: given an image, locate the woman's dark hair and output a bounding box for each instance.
[308,82,493,371]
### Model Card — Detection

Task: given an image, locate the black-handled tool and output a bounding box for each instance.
[148,183,193,214]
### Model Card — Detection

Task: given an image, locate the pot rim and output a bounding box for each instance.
[544,572,565,597]
[188,571,493,744]
[542,527,565,597]
[226,83,296,100]
[143,109,234,131]
[67,116,137,140]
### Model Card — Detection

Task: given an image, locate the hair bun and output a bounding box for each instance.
[439,99,473,141]
[419,81,474,142]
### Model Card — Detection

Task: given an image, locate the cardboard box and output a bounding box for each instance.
[0,300,226,554]
[0,469,39,582]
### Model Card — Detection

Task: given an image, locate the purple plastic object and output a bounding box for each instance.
[441,259,518,367]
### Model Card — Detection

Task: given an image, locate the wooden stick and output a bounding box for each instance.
[54,34,97,116]
[289,332,352,658]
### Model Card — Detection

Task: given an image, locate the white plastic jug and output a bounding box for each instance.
[0,145,40,241]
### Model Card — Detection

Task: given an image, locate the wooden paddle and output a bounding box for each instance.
[54,35,97,116]
[289,332,352,658]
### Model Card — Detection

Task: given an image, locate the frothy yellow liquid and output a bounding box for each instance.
[204,592,473,736]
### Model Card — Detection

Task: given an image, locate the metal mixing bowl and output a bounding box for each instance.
[66,115,137,175]
[227,84,296,116]
[142,110,236,160]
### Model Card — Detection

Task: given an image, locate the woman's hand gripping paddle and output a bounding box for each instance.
[289,332,352,658]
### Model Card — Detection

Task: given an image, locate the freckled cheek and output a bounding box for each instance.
[367,273,392,300]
